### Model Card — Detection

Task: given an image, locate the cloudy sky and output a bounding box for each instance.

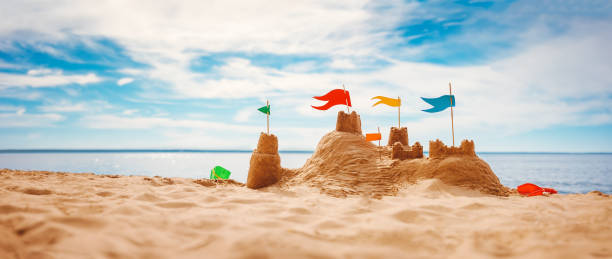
[0,0,611,152]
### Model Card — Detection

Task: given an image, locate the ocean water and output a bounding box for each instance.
[0,151,610,194]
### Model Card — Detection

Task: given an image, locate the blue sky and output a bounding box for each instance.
[0,0,611,152]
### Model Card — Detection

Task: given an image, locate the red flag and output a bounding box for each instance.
[312,89,352,110]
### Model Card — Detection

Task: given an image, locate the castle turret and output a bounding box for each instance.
[246,133,282,189]
[336,111,362,134]
[387,127,408,146]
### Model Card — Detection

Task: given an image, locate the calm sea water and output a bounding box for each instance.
[0,151,610,194]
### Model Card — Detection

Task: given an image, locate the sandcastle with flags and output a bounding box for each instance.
[242,83,508,197]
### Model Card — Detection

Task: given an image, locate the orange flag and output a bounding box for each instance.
[365,133,382,141]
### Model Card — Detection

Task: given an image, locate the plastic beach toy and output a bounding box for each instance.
[517,183,557,196]
[210,166,231,180]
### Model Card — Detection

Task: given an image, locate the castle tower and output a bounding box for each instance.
[246,133,282,189]
[336,111,362,134]
[388,127,408,146]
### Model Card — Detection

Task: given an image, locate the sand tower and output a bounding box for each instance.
[246,133,282,189]
[388,127,423,160]
[336,111,362,134]
[387,127,408,146]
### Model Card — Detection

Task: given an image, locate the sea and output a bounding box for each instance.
[1,151,610,194]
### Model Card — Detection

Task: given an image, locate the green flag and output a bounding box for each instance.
[210,165,231,180]
[258,105,270,115]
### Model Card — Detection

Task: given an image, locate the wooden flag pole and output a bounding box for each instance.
[343,84,349,113]
[449,82,455,147]
[378,126,381,159]
[398,96,401,128]
[266,100,270,135]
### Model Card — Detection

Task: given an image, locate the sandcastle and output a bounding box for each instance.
[386,126,423,160]
[247,110,508,196]
[246,133,282,189]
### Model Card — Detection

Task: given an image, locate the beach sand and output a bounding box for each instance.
[1,169,610,259]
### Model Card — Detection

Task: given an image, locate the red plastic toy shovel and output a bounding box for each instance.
[517,183,557,196]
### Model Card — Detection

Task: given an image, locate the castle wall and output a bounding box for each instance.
[336,111,362,134]
[392,141,423,160]
[246,133,282,189]
[428,139,476,159]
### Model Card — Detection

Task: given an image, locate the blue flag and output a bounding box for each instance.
[421,95,455,113]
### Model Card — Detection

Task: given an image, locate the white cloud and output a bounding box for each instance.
[0,112,64,127]
[0,0,398,100]
[39,100,113,113]
[0,105,26,115]
[329,59,357,69]
[234,108,255,123]
[81,114,260,132]
[39,102,86,112]
[27,68,59,76]
[0,60,19,69]
[117,77,134,86]
[0,70,102,89]
[0,88,43,100]
[122,109,138,115]
[0,104,22,111]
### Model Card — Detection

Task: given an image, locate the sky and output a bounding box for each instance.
[0,0,611,152]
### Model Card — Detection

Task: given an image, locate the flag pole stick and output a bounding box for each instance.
[266,100,270,135]
[378,126,381,159]
[449,82,455,147]
[398,96,401,128]
[343,84,349,113]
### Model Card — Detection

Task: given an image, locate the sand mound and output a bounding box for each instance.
[280,131,399,198]
[273,111,508,197]
[278,130,508,197]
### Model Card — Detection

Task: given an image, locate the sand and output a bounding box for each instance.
[1,169,611,259]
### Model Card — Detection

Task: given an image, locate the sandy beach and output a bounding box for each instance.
[1,169,610,259]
